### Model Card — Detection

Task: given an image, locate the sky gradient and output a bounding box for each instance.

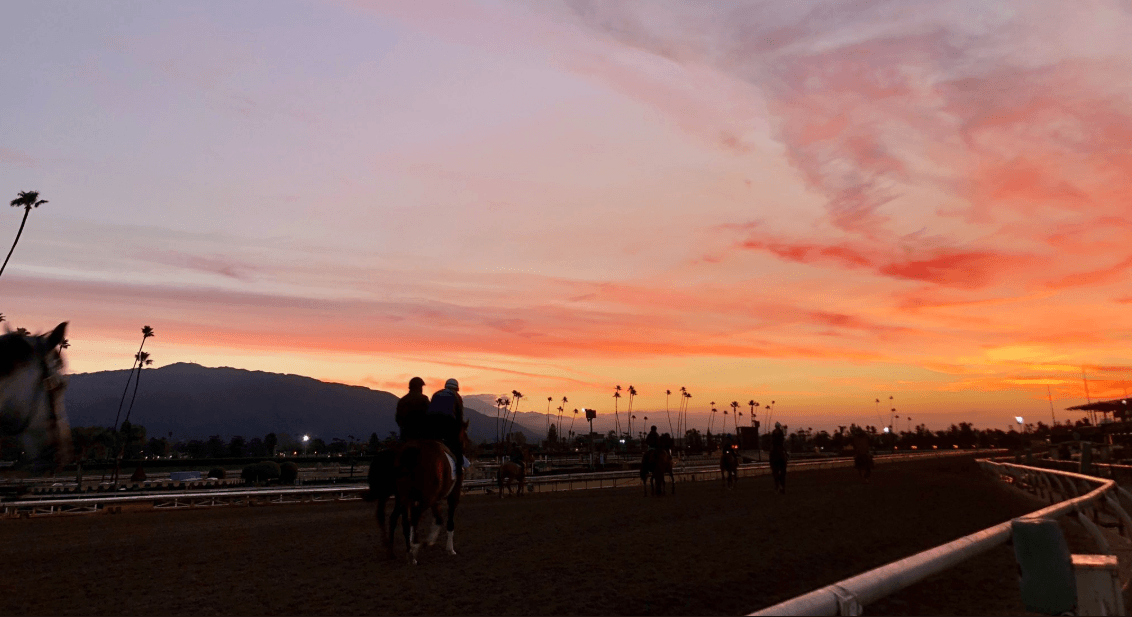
[3,1,1131,434]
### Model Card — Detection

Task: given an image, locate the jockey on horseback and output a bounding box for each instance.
[395,377,430,441]
[508,442,525,466]
[642,425,660,474]
[427,379,466,482]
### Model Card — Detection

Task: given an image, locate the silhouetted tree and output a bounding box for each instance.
[1,190,47,280]
[265,432,279,456]
[114,326,154,431]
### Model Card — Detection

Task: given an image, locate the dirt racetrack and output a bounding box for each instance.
[0,455,1082,615]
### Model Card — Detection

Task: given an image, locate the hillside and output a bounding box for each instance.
[63,363,541,444]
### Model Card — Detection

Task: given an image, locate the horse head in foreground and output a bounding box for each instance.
[0,323,72,473]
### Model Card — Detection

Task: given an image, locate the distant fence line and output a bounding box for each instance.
[2,449,980,518]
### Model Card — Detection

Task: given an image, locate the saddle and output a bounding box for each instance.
[395,439,454,474]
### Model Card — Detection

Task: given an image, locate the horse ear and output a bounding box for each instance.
[45,322,67,349]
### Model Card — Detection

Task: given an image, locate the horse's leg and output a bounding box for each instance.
[445,489,459,555]
[376,494,393,558]
[427,502,443,546]
[408,502,423,565]
[669,467,676,494]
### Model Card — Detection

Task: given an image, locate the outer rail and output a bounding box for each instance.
[749,460,1128,616]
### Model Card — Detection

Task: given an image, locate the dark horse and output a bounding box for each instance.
[364,420,470,563]
[769,426,787,494]
[0,323,72,479]
[640,448,675,496]
[497,461,526,497]
[720,449,738,490]
[853,435,873,482]
[362,448,401,559]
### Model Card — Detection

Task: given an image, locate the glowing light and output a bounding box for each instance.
[302,435,310,442]
[1014,417,1024,424]
[883,427,890,434]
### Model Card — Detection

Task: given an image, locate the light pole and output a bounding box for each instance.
[302,434,310,456]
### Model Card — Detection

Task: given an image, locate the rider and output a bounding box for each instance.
[643,425,660,475]
[509,442,525,466]
[771,422,785,451]
[659,432,674,452]
[426,378,466,482]
[395,377,429,441]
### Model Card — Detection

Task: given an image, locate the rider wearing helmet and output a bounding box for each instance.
[395,377,429,441]
[427,378,466,481]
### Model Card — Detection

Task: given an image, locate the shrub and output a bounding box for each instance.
[241,461,280,484]
[279,461,299,485]
[207,467,226,480]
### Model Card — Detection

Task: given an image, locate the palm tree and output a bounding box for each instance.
[114,326,154,431]
[626,385,638,438]
[123,352,153,426]
[709,405,718,433]
[665,389,674,435]
[731,401,740,436]
[546,396,553,439]
[682,391,692,444]
[569,408,579,441]
[1,191,48,280]
[494,397,509,443]
[560,396,568,437]
[506,390,523,442]
[613,386,622,437]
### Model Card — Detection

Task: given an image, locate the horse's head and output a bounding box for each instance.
[0,323,72,471]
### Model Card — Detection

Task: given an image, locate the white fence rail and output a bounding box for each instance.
[749,458,1131,616]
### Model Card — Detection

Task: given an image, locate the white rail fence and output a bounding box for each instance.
[2,450,981,518]
[750,458,1132,616]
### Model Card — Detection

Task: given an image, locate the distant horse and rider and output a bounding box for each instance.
[0,323,72,480]
[496,443,531,498]
[852,433,874,482]
[769,423,788,494]
[365,377,470,564]
[720,447,738,490]
[640,426,675,496]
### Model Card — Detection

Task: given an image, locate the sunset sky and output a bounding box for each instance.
[3,1,1130,434]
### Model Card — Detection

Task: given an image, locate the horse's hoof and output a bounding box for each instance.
[447,548,457,556]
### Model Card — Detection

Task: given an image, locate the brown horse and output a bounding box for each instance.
[496,461,526,497]
[852,435,873,482]
[393,420,471,565]
[720,449,738,489]
[640,449,675,496]
[0,323,72,478]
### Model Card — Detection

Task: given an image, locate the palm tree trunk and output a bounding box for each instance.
[124,364,143,426]
[113,337,148,431]
[0,208,29,280]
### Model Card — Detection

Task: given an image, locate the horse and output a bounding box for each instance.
[720,449,738,489]
[393,420,471,565]
[768,427,787,494]
[0,323,72,479]
[362,448,401,559]
[640,448,675,496]
[852,435,873,482]
[496,461,526,497]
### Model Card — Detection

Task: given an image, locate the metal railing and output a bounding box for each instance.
[2,450,981,518]
[749,458,1132,616]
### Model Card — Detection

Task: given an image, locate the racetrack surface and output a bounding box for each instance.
[0,455,1065,615]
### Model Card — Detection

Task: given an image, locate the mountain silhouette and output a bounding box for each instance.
[63,362,541,444]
